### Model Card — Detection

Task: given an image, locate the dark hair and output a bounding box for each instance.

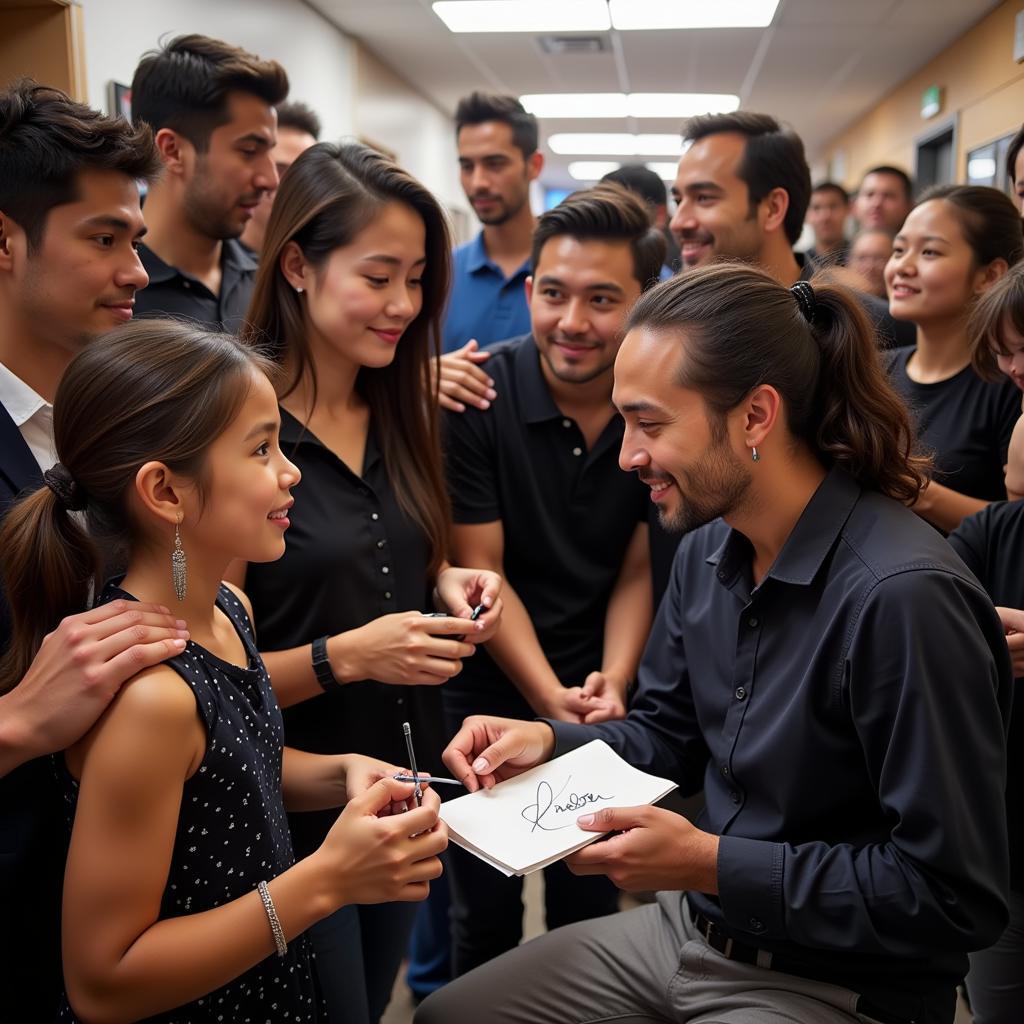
[600,164,667,210]
[811,181,850,204]
[276,100,321,141]
[242,142,451,574]
[0,79,159,252]
[131,34,289,151]
[970,261,1024,381]
[1005,124,1024,186]
[531,183,666,290]
[682,111,811,246]
[0,321,275,692]
[917,184,1024,268]
[860,165,914,202]
[455,91,538,158]
[627,262,929,503]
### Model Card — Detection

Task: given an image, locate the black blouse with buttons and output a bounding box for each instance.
[243,406,439,860]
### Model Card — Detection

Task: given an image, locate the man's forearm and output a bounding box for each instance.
[0,692,34,777]
[600,526,653,687]
[484,582,564,714]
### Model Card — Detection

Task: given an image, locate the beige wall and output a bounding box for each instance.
[818,0,1024,189]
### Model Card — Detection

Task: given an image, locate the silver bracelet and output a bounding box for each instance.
[257,880,288,958]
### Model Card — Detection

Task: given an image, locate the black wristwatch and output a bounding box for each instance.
[311,635,338,691]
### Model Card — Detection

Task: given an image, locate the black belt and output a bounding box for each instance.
[691,910,917,1024]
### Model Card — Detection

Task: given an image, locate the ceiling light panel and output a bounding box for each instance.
[646,162,681,181]
[432,1,611,33]
[548,133,683,155]
[568,161,621,180]
[609,0,780,30]
[521,93,740,118]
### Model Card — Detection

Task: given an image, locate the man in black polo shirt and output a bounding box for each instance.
[130,35,288,332]
[442,184,664,975]
[0,80,187,1021]
[423,264,1011,1024]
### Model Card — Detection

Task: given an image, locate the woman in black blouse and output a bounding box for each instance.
[885,184,1023,532]
[235,143,502,1023]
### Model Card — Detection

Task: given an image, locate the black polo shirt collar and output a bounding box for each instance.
[708,465,859,592]
[139,237,257,289]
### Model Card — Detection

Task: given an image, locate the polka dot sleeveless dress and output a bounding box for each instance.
[56,583,322,1022]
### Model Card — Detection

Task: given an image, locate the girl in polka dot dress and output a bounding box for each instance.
[0,321,446,1023]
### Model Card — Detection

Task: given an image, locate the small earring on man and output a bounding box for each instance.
[751,446,760,463]
[172,511,188,602]
[295,285,304,294]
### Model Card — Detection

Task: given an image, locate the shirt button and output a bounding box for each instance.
[183,281,191,289]
[748,616,759,628]
[721,765,729,776]
[748,917,764,932]
[371,513,380,521]
[396,697,404,705]
[382,566,390,574]
[562,418,572,429]
[572,446,582,457]
[376,539,386,549]
[384,590,392,599]
[729,790,740,804]
[716,570,726,580]
[734,686,747,701]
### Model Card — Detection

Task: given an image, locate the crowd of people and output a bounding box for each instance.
[0,29,1022,1024]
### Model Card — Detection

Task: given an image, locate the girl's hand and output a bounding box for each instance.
[342,753,427,816]
[317,780,447,907]
[435,566,504,643]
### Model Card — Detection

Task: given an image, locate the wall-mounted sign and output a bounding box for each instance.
[921,85,942,120]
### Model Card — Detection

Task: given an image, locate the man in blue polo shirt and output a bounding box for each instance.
[439,94,544,411]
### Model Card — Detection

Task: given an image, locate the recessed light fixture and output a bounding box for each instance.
[609,0,780,30]
[568,161,622,181]
[521,93,739,119]
[432,0,780,34]
[432,1,610,33]
[548,133,683,156]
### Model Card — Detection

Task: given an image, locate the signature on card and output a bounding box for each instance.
[520,775,613,832]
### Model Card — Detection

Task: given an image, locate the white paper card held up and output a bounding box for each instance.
[439,740,677,876]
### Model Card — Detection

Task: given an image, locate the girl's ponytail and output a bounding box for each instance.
[0,479,100,692]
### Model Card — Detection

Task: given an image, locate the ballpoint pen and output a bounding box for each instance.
[402,721,422,806]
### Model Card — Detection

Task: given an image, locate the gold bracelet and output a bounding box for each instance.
[257,880,287,958]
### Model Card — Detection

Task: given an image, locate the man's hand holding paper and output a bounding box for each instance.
[568,804,720,894]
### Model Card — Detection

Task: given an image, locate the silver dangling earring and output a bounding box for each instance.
[751,446,760,463]
[172,512,187,602]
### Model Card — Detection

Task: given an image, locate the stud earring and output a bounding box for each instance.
[295,286,304,294]
[172,512,187,602]
[751,446,760,463]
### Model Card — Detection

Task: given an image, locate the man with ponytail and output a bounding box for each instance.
[421,264,1012,1024]
[0,80,184,1018]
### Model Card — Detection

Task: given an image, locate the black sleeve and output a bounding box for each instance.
[993,380,1021,470]
[442,407,501,524]
[947,507,989,582]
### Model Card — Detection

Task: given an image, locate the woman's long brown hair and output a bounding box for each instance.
[242,142,451,573]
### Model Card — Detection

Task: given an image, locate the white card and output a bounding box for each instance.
[439,739,677,876]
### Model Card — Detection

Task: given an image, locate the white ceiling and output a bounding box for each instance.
[308,0,1002,188]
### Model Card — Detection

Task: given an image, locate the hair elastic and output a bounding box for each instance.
[790,281,817,324]
[43,464,87,511]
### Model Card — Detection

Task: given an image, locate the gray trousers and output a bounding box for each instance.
[415,893,887,1024]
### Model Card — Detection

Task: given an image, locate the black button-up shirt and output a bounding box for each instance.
[135,238,258,333]
[552,467,1012,1023]
[442,334,648,718]
[243,407,440,860]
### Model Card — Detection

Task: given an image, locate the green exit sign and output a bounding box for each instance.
[921,85,942,119]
